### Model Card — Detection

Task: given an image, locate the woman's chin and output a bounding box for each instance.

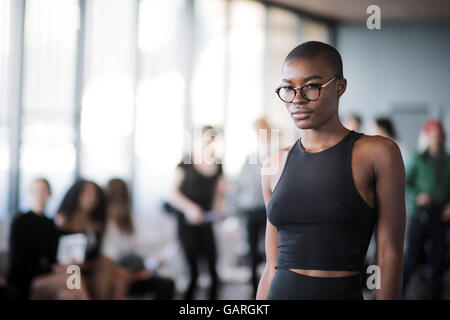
[293,118,315,130]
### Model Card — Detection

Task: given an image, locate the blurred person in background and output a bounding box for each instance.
[101,178,175,300]
[370,117,410,163]
[168,125,227,300]
[343,113,362,132]
[234,118,271,297]
[55,179,115,299]
[403,119,450,299]
[7,178,88,299]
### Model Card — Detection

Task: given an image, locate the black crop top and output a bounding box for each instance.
[266,130,377,271]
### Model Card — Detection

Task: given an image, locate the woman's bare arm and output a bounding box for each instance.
[256,150,288,300]
[373,138,406,299]
[213,176,227,219]
[256,218,278,300]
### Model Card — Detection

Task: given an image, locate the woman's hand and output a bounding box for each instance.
[416,192,431,207]
[185,204,203,224]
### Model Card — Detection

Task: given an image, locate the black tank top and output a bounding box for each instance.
[177,157,223,211]
[267,130,376,271]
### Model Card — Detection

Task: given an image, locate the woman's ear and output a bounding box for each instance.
[336,78,347,98]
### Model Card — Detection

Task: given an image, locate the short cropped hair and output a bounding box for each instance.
[284,41,343,78]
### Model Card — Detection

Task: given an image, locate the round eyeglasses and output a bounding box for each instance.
[275,76,339,103]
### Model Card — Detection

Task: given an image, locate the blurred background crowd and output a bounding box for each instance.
[0,0,449,300]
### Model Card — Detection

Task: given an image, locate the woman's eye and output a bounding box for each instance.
[304,84,319,90]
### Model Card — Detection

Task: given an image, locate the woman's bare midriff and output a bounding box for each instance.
[288,269,359,277]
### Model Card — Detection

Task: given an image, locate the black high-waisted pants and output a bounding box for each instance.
[267,267,363,300]
[177,218,218,300]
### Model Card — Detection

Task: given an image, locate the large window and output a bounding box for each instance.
[0,0,11,219]
[19,0,79,216]
[80,0,136,185]
[224,0,266,175]
[190,0,227,128]
[133,0,186,214]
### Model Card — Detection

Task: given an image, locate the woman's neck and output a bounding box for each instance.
[31,208,45,216]
[301,119,349,152]
[191,150,217,165]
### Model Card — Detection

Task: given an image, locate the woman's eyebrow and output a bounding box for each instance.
[303,75,323,82]
[282,75,323,84]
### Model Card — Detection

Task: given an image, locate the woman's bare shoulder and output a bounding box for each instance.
[355,134,402,160]
[354,134,405,179]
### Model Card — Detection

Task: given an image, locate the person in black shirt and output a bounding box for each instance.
[257,41,405,300]
[7,178,88,299]
[169,125,227,300]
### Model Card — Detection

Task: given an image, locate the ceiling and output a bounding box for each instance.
[265,0,450,22]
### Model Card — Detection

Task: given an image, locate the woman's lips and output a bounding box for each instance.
[292,111,313,120]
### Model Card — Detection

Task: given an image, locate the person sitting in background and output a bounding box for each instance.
[101,178,175,300]
[234,118,271,298]
[7,178,88,299]
[55,179,116,300]
[343,113,362,132]
[403,120,450,299]
[370,117,409,163]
